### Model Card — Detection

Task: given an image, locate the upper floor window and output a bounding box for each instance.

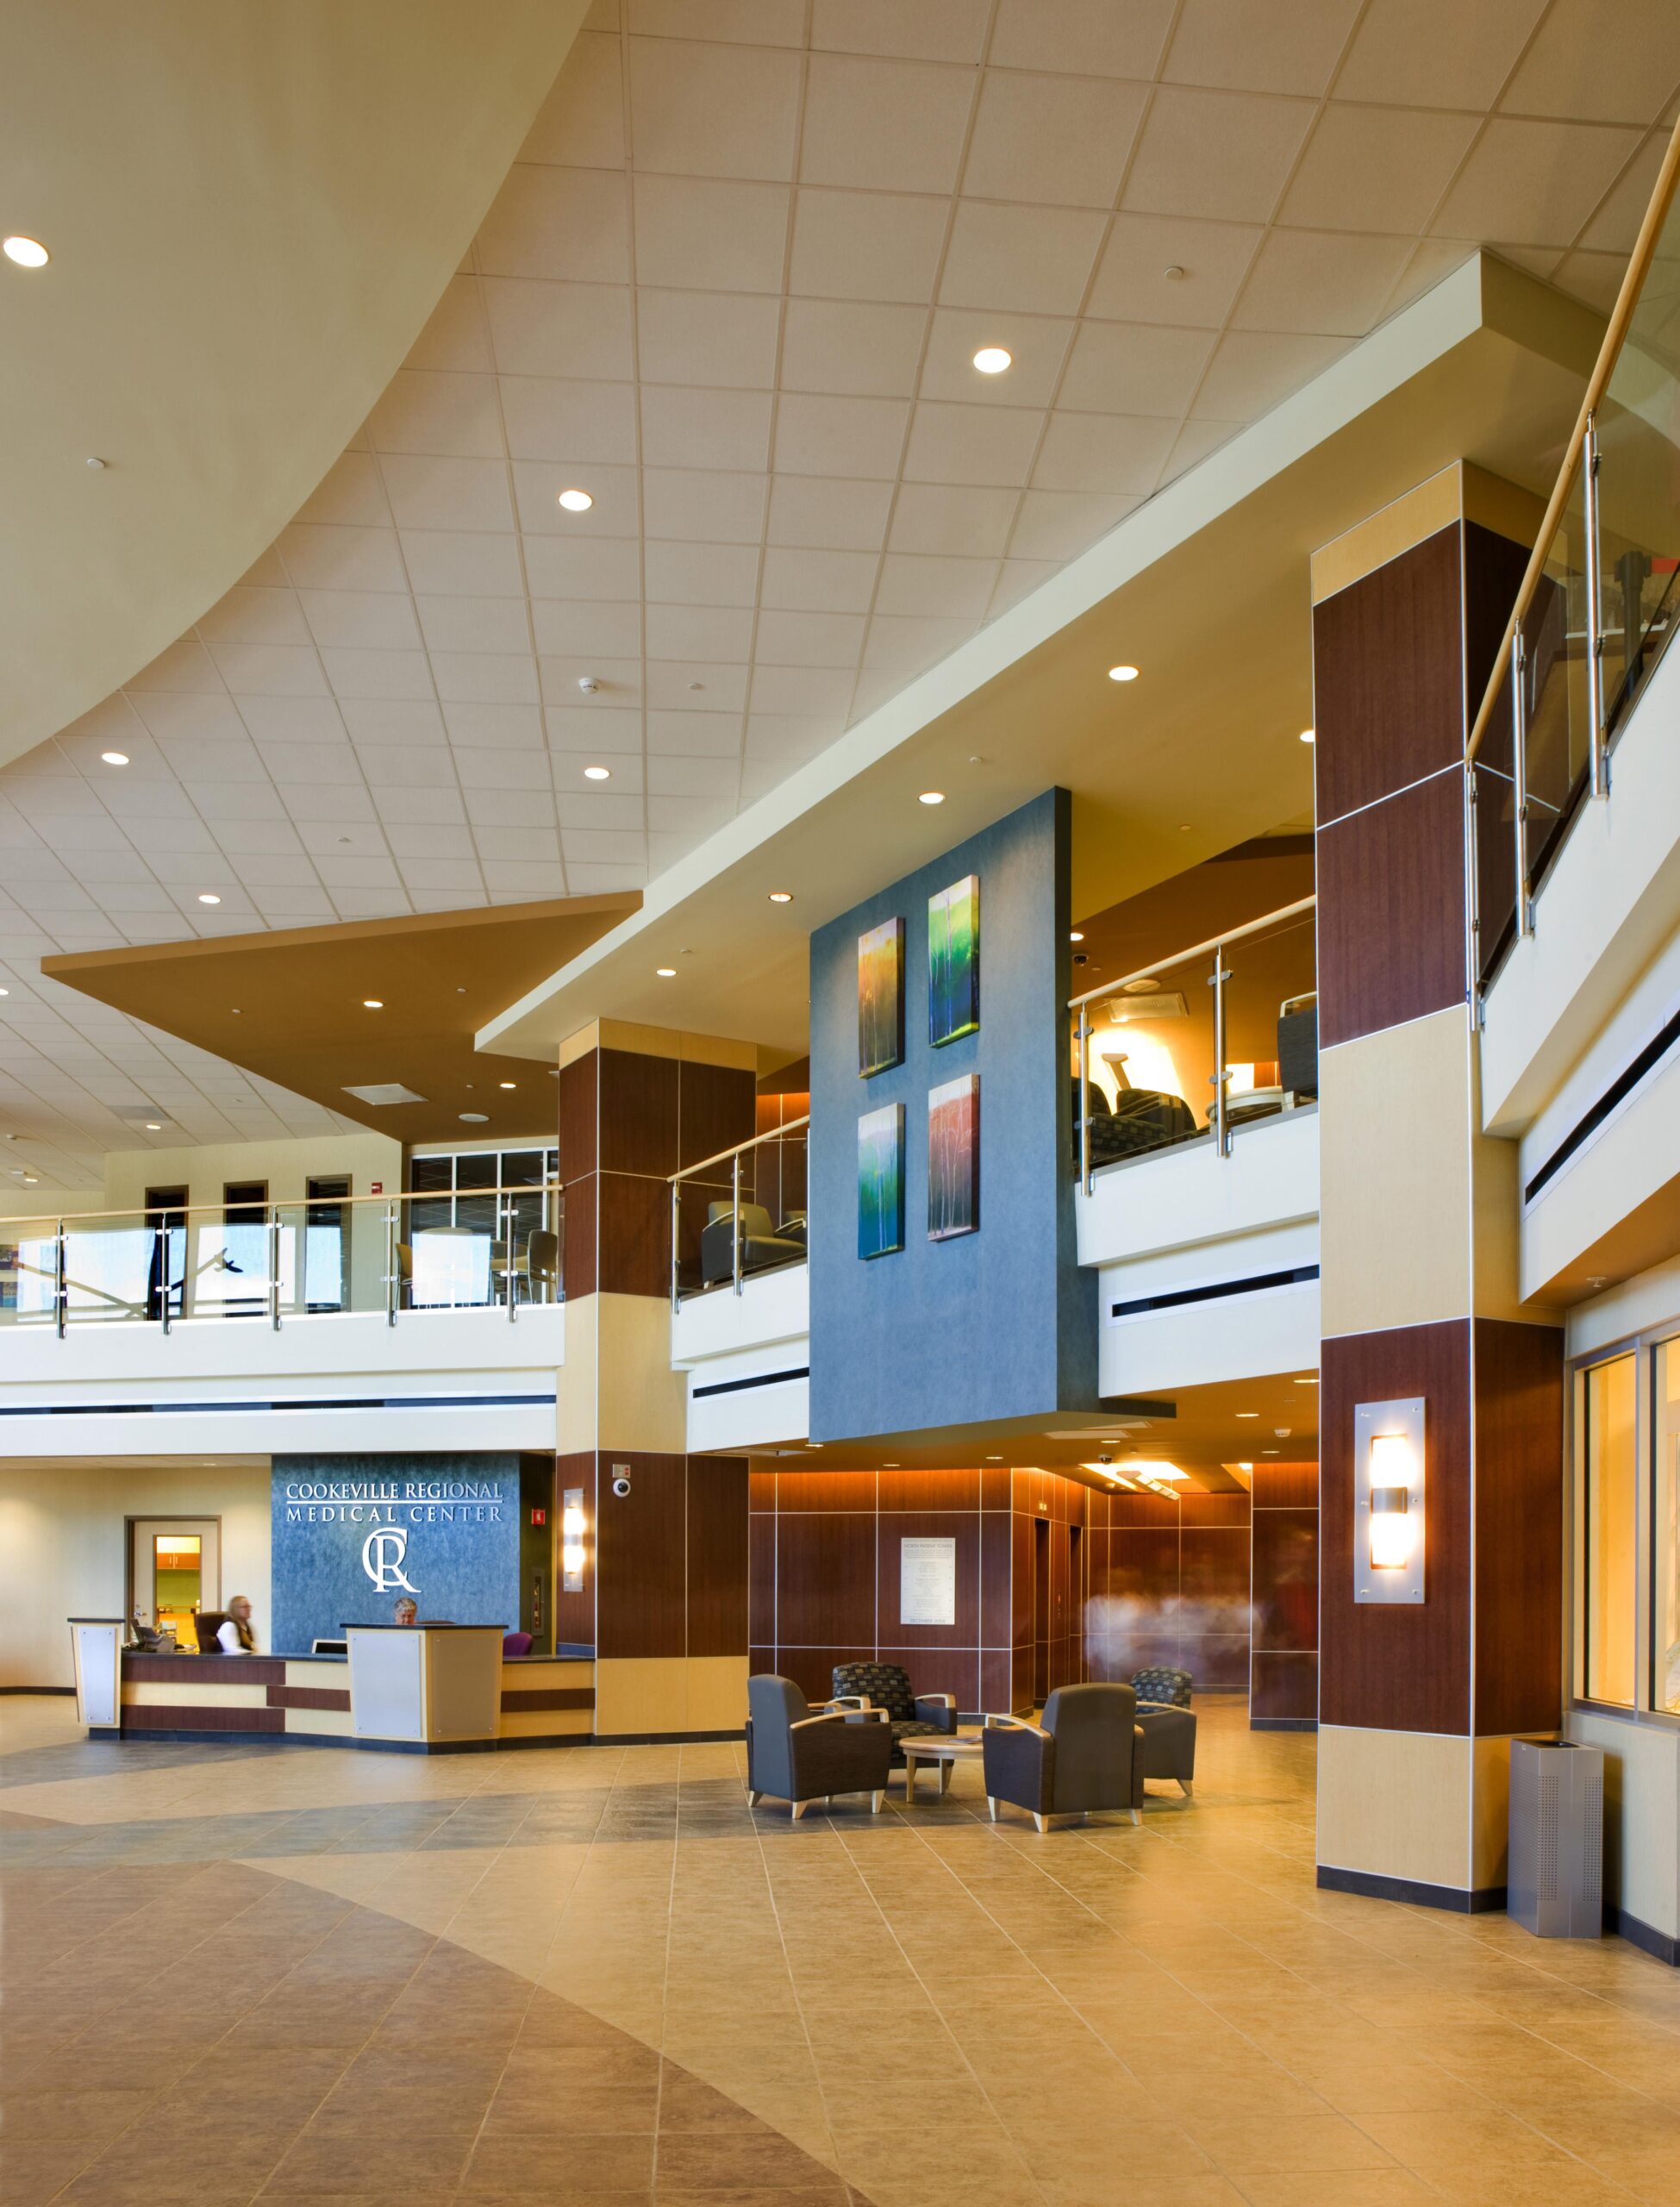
[1578,1352,1636,1708]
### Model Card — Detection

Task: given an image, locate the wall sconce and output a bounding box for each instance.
[1354,1397,1424,1604]
[561,1487,586,1592]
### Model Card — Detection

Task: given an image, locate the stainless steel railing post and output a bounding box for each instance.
[1512,628,1533,940]
[54,1218,66,1339]
[670,1176,682,1315]
[1077,1003,1091,1195]
[1210,949,1231,1159]
[732,1150,743,1297]
[268,1207,281,1330]
[156,1221,171,1335]
[1583,413,1608,798]
[385,1201,397,1328]
[504,1197,518,1322]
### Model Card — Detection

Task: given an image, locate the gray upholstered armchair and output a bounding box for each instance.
[745,1673,892,1820]
[982,1683,1146,1832]
[1130,1666,1196,1796]
[831,1662,958,1764]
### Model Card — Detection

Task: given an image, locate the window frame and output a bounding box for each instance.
[1566,1322,1676,1731]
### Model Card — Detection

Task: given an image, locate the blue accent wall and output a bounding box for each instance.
[271,1453,521,1654]
[808,789,1096,1442]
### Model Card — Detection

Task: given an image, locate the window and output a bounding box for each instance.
[1580,1354,1637,1706]
[1655,1341,1680,1715]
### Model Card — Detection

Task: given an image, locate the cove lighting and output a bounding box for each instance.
[972,346,1012,374]
[3,235,48,268]
[584,765,610,780]
[101,751,128,766]
[1300,728,1315,744]
[197,892,221,905]
[768,890,793,903]
[558,487,593,511]
[1108,664,1139,683]
[918,790,945,805]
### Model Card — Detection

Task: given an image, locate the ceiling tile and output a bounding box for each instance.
[378,454,516,534]
[773,393,910,479]
[1231,228,1417,336]
[1383,235,1481,317]
[1190,328,1351,418]
[299,591,423,653]
[874,553,996,619]
[126,639,228,693]
[1164,0,1362,97]
[646,659,749,711]
[292,452,395,528]
[639,385,773,471]
[317,647,436,701]
[1577,128,1670,253]
[990,0,1175,80]
[810,0,988,65]
[861,612,977,671]
[519,30,628,169]
[902,399,1045,487]
[753,609,867,666]
[642,711,742,753]
[1502,0,1680,126]
[368,371,506,459]
[1433,117,1644,249]
[1161,416,1240,481]
[197,587,312,649]
[940,202,1109,316]
[989,556,1061,614]
[230,696,350,746]
[1032,411,1177,494]
[644,539,759,608]
[645,603,755,661]
[546,708,645,753]
[476,166,632,284]
[429,653,540,707]
[1057,322,1215,414]
[628,35,802,181]
[1333,0,1546,109]
[1280,105,1483,234]
[646,754,740,798]
[523,535,643,600]
[759,545,879,613]
[555,789,645,832]
[397,530,526,598]
[498,377,639,464]
[789,187,951,303]
[536,653,643,706]
[1552,246,1634,314]
[801,54,977,196]
[628,0,806,46]
[766,473,896,551]
[278,525,409,594]
[415,596,534,656]
[890,483,1021,558]
[962,70,1147,209]
[482,278,636,380]
[636,286,783,388]
[511,459,639,535]
[642,466,769,544]
[749,664,859,716]
[779,298,929,398]
[1122,86,1316,223]
[530,599,644,656]
[632,174,792,292]
[125,691,247,742]
[917,308,1074,407]
[209,643,330,698]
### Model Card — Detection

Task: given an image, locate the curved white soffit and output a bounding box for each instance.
[0,0,587,770]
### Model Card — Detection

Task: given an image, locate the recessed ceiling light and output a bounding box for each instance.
[656,966,676,978]
[972,345,1012,374]
[3,236,48,269]
[1069,930,1084,943]
[499,1081,516,1090]
[459,1112,490,1124]
[768,890,793,903]
[101,751,128,766]
[558,487,593,512]
[363,998,383,1010]
[197,892,221,905]
[1236,1460,1253,1472]
[1108,665,1140,683]
[1295,1375,1319,1385]
[1299,727,1315,744]
[1235,1411,1258,1419]
[145,1122,162,1131]
[918,790,945,805]
[583,765,611,781]
[986,1454,1002,1461]
[1262,1448,1279,1455]
[0,988,9,997]
[884,1463,900,1469]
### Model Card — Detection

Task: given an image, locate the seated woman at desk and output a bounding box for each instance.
[393,1597,418,1627]
[216,1594,259,1655]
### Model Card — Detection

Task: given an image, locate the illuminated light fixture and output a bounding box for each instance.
[197,892,221,905]
[1108,664,1139,683]
[1295,1374,1318,1385]
[499,1080,516,1090]
[655,966,677,978]
[1235,1411,1258,1420]
[1125,1460,1188,1481]
[1299,728,1315,744]
[363,998,383,1010]
[558,487,593,511]
[918,790,945,805]
[459,1111,490,1123]
[3,235,48,268]
[583,765,610,781]
[145,1122,162,1131]
[561,1487,586,1590]
[1069,930,1084,943]
[1236,1460,1253,1472]
[1355,1398,1425,1604]
[768,890,793,903]
[101,751,129,766]
[972,345,1012,374]
[0,987,9,996]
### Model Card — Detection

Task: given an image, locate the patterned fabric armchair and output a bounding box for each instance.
[831,1662,958,1765]
[1129,1667,1196,1795]
[745,1674,892,1820]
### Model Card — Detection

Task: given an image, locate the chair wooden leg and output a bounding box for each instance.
[1179,1779,1193,1797]
[746,1789,762,1807]
[790,1799,808,1821]
[987,1796,998,1822]
[1129,1807,1142,1826]
[939,1759,953,1795]
[871,1789,884,1814]
[1033,1812,1050,1834]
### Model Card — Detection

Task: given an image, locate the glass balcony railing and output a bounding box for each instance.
[1068,896,1317,1190]
[1470,120,1680,986]
[669,1117,809,1307]
[0,1185,562,1335]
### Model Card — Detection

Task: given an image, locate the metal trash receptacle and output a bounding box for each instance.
[1508,1735,1604,1938]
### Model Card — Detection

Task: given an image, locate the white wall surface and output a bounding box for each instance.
[1076,1109,1317,1272]
[103,1131,403,1213]
[0,1460,270,1691]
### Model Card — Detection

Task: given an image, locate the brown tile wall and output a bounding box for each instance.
[1250,1459,1319,1726]
[1084,1486,1252,1694]
[559,1449,748,1666]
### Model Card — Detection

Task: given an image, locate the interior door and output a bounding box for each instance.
[128,1517,221,1647]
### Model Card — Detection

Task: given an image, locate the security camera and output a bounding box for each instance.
[610,1472,632,1498]
[577,674,600,694]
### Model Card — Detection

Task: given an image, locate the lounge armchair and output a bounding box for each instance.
[700,1202,807,1287]
[983,1682,1146,1831]
[831,1661,958,1765]
[1130,1666,1196,1796]
[745,1673,891,1820]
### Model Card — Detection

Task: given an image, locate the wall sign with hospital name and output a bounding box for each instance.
[281,1477,505,1526]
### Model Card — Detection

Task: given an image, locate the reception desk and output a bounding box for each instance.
[93,1626,594,1752]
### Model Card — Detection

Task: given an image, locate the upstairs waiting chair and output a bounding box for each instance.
[1130,1666,1196,1796]
[700,1202,807,1288]
[745,1674,891,1820]
[983,1682,1145,1832]
[831,1661,958,1765]
[491,1227,560,1303]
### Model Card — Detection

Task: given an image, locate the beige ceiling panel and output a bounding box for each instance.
[800,54,977,196]
[368,372,505,460]
[645,661,748,712]
[765,475,896,552]
[1162,418,1239,479]
[810,0,989,66]
[1122,85,1316,223]
[646,754,740,799]
[939,201,1109,316]
[521,535,642,601]
[275,527,407,594]
[519,29,628,168]
[1086,213,1264,328]
[475,166,632,283]
[530,600,643,659]
[1333,0,1545,110]
[1281,104,1483,235]
[198,590,313,650]
[772,394,912,481]
[638,385,772,472]
[1190,329,1351,418]
[419,597,536,656]
[1502,0,1680,126]
[378,455,516,535]
[1008,490,1140,562]
[759,546,880,615]
[917,309,1074,408]
[874,554,996,621]
[1032,410,1176,496]
[295,455,397,529]
[753,609,869,667]
[635,287,782,389]
[481,278,636,380]
[750,665,857,716]
[209,645,329,701]
[960,70,1148,209]
[1434,117,1644,249]
[902,400,1045,487]
[419,652,534,707]
[788,187,951,303]
[778,299,930,399]
[643,711,744,755]
[1057,321,1217,415]
[403,277,497,374]
[497,378,639,465]
[300,593,424,654]
[628,36,802,181]
[546,709,642,753]
[990,557,1060,614]
[644,604,755,664]
[990,0,1175,81]
[642,540,760,609]
[1577,128,1672,253]
[1164,0,1361,97]
[1550,247,1634,315]
[631,174,792,294]
[1231,228,1419,337]
[397,531,526,599]
[628,0,806,47]
[888,483,1021,560]
[862,613,977,672]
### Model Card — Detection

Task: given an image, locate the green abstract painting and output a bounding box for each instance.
[857,916,904,1077]
[857,1103,904,1260]
[927,874,979,1047]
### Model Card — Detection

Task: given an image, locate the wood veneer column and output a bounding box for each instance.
[556,1019,755,1740]
[1311,464,1564,1909]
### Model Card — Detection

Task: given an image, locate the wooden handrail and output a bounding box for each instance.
[0,1183,562,1233]
[669,1115,811,1185]
[1465,110,1680,766]
[1066,897,1316,1015]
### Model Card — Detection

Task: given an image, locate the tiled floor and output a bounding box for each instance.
[5,1695,1680,2206]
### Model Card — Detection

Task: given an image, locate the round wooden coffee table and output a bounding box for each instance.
[901,1733,983,1802]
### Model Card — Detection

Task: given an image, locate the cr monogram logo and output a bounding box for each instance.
[361,1524,419,1594]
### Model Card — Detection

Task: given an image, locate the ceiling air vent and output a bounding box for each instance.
[341,1083,427,1107]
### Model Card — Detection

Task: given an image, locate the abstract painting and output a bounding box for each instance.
[858,1103,904,1260]
[858,916,904,1077]
[927,874,979,1047]
[927,1072,979,1241]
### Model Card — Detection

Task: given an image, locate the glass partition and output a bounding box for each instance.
[1579,1352,1637,1708]
[671,1118,809,1304]
[1655,1339,1680,1715]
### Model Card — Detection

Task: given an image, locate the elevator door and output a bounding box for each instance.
[128,1517,221,1646]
